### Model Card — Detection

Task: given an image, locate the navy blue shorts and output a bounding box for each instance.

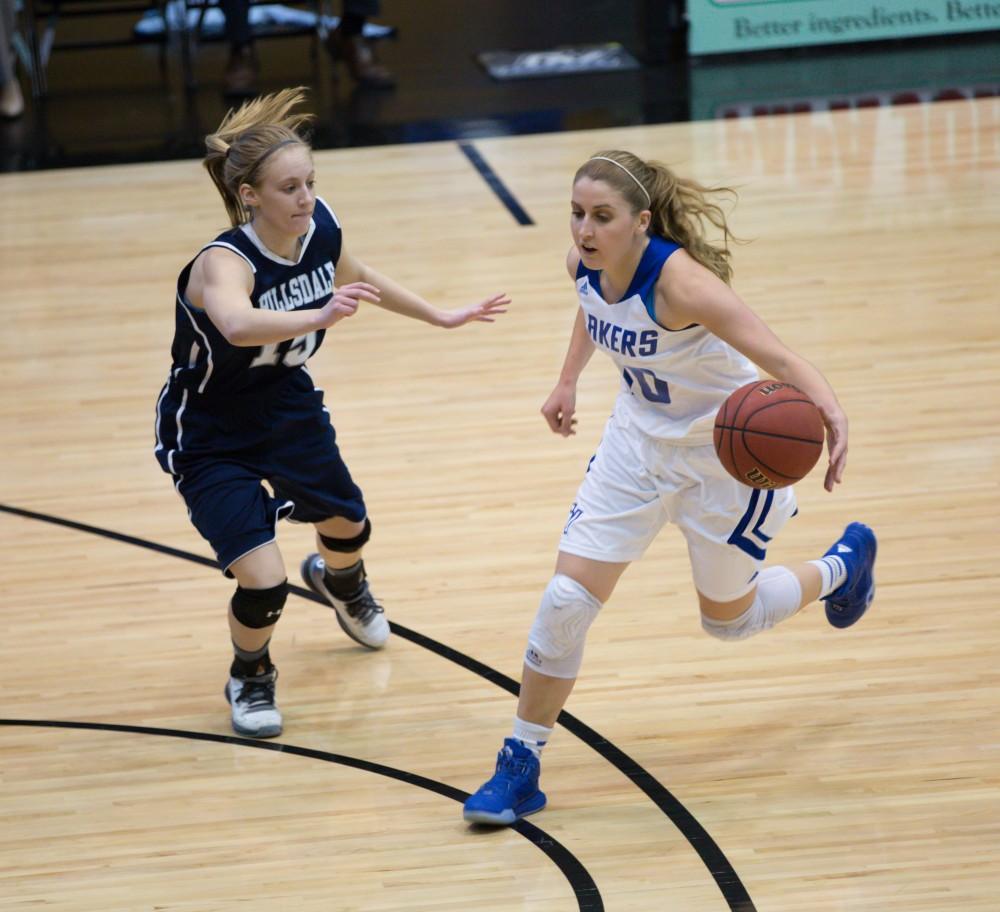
[155,370,365,576]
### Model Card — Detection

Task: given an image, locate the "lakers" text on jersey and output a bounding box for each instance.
[585,314,658,356]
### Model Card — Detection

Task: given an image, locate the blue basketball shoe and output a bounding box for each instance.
[823,522,877,628]
[463,738,547,825]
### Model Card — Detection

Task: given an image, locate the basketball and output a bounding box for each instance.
[713,380,825,489]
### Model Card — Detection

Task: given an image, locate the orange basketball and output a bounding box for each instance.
[713,380,825,489]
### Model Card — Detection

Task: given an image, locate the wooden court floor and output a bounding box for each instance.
[2,97,998,911]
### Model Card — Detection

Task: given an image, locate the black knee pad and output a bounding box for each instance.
[231,580,288,629]
[319,517,371,553]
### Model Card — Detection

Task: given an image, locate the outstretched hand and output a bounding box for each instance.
[439,293,510,329]
[821,406,848,492]
[317,282,381,329]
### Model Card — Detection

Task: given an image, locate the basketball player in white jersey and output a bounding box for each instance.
[154,89,508,739]
[463,151,877,825]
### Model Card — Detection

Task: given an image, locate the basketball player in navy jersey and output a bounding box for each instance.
[463,151,877,825]
[154,89,508,739]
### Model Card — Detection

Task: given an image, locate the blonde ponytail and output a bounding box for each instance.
[203,87,316,226]
[576,151,740,285]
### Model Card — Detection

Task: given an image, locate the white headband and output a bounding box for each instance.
[589,156,651,206]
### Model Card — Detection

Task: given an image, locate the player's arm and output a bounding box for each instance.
[334,244,509,329]
[659,249,847,489]
[557,246,597,383]
[195,248,378,347]
[540,247,598,436]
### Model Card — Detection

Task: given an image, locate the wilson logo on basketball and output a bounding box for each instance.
[744,467,778,489]
[756,382,789,396]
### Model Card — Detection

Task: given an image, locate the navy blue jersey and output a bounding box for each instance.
[155,196,346,478]
[163,195,342,403]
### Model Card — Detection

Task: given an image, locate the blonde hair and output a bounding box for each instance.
[575,150,739,285]
[203,87,316,227]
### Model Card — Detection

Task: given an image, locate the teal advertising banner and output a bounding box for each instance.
[689,0,1000,54]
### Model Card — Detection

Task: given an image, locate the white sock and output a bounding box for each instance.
[809,556,847,598]
[702,566,803,641]
[512,716,553,758]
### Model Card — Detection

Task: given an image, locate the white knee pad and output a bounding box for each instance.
[701,566,802,641]
[525,574,603,679]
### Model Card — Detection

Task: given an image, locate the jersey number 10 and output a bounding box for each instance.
[623,367,671,404]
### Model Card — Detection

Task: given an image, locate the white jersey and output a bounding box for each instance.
[577,235,758,444]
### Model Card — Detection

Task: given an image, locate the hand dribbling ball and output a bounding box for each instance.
[713,380,825,489]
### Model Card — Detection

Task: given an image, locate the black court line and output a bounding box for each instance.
[458,142,534,226]
[383,622,757,912]
[0,502,756,912]
[0,718,602,912]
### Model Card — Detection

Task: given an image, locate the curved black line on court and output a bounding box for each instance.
[0,502,757,912]
[0,718,601,912]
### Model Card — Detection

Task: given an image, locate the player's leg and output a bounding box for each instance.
[171,457,293,738]
[266,372,389,648]
[225,543,288,738]
[516,552,627,726]
[697,563,814,639]
[463,554,628,826]
[464,411,659,825]
[300,515,389,649]
[697,527,876,638]
[680,448,876,638]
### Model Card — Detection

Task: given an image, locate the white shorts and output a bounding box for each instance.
[560,409,798,602]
